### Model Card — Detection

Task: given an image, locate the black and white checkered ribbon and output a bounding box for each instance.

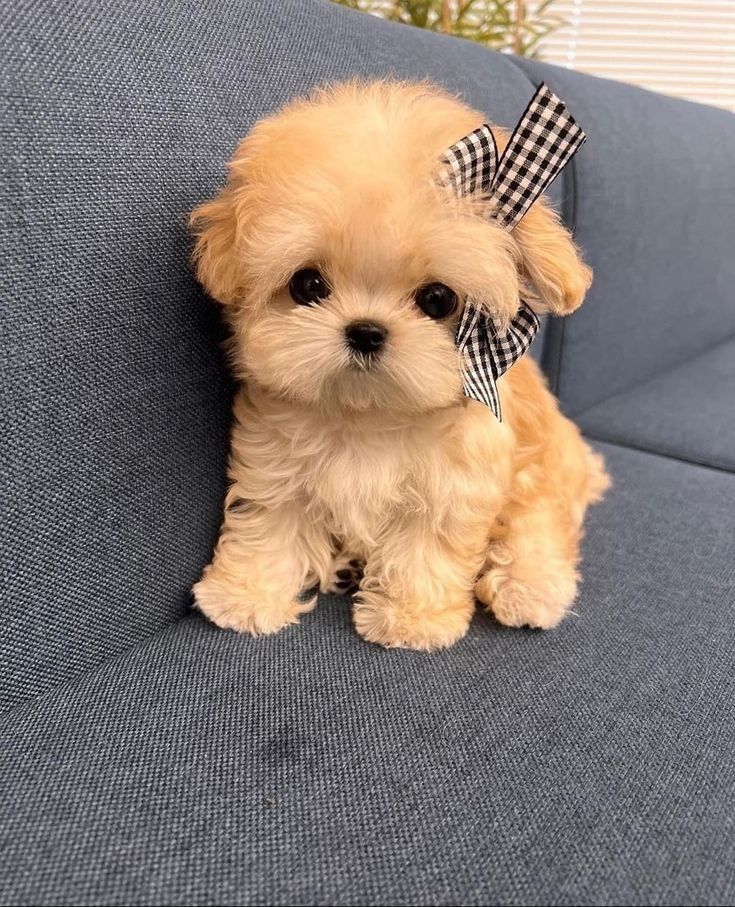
[441,83,586,420]
[455,300,540,420]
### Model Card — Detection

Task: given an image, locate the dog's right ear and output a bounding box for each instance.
[189,187,242,305]
[512,196,592,316]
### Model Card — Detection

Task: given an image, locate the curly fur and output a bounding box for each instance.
[190,81,609,650]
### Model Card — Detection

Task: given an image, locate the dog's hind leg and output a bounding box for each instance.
[475,441,608,629]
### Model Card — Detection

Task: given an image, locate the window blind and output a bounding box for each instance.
[538,0,735,111]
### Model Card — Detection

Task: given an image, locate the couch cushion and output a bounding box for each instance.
[514,59,735,417]
[1,0,547,710]
[2,442,733,907]
[578,338,735,472]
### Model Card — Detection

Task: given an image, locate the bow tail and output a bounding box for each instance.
[457,304,502,420]
[457,302,541,422]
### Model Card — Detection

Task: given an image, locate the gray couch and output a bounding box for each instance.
[2,1,734,904]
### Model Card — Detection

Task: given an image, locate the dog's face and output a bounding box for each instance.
[191,82,591,414]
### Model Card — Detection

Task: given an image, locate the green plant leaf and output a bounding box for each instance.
[328,0,565,58]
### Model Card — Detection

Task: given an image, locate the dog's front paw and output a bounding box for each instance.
[193,573,315,636]
[320,555,365,595]
[475,565,577,629]
[353,591,473,651]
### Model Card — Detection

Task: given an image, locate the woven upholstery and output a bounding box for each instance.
[2,442,733,906]
[2,1,734,904]
[1,0,546,710]
[515,58,735,421]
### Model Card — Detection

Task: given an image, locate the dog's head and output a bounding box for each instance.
[191,82,591,414]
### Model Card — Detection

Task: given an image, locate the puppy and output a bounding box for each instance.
[190,81,609,650]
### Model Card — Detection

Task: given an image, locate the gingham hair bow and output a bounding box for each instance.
[440,83,586,420]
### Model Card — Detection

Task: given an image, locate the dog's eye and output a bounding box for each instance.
[415,283,458,319]
[289,268,331,306]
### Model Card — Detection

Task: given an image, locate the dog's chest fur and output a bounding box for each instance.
[236,390,509,550]
[305,424,416,539]
[232,386,507,551]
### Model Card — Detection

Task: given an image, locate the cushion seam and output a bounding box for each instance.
[0,611,197,722]
[574,333,735,420]
[585,432,735,475]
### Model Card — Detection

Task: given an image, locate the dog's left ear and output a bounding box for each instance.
[512,197,592,315]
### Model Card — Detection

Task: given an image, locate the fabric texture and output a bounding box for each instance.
[440,83,585,229]
[0,0,552,711]
[441,123,498,197]
[486,83,586,229]
[1,441,733,907]
[442,82,581,417]
[578,338,735,472]
[457,301,540,420]
[514,58,735,417]
[3,1,734,904]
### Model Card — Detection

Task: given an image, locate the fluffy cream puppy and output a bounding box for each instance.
[190,81,609,650]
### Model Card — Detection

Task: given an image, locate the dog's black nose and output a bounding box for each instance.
[345,321,387,355]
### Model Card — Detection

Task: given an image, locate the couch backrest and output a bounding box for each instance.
[1,0,554,710]
[516,58,735,416]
